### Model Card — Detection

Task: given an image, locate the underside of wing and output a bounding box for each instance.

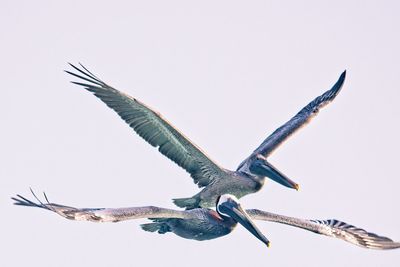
[247,209,400,250]
[66,64,229,187]
[12,190,193,222]
[238,71,346,172]
[311,219,400,250]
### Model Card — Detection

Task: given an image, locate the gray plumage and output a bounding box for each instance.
[12,191,400,250]
[66,64,346,208]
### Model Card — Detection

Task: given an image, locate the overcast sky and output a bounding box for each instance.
[1,1,399,266]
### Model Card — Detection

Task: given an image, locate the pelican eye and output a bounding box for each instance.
[255,154,266,161]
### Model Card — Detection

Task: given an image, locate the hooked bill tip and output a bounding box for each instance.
[294,183,300,191]
[267,241,271,248]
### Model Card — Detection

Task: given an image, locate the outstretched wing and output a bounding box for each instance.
[238,71,346,171]
[247,209,400,250]
[66,64,229,187]
[12,191,194,223]
[310,219,400,250]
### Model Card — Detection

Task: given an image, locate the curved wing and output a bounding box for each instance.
[66,64,229,187]
[12,191,195,222]
[238,71,346,171]
[247,209,400,250]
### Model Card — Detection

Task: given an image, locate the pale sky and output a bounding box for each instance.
[1,1,400,266]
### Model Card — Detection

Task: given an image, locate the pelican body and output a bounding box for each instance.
[66,64,346,209]
[175,170,265,208]
[142,210,234,241]
[12,191,400,250]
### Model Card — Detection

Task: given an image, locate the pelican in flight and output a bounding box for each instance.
[12,191,400,250]
[66,64,346,209]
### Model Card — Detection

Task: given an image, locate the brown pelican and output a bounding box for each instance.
[12,191,400,250]
[66,64,346,209]
[13,192,270,246]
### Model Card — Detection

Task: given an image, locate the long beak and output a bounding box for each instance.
[253,160,299,190]
[222,204,270,247]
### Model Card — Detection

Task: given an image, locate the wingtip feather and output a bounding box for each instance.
[339,69,346,83]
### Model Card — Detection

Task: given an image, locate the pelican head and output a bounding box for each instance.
[216,194,270,247]
[249,154,299,190]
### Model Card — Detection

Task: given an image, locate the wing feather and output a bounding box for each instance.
[247,209,400,250]
[238,71,346,171]
[66,64,229,187]
[12,192,194,222]
[310,219,400,250]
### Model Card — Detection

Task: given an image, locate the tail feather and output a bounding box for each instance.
[140,222,171,234]
[172,197,199,209]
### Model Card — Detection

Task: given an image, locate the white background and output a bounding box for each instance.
[1,1,399,266]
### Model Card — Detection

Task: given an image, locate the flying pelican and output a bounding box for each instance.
[12,192,400,250]
[66,64,346,209]
[13,192,270,246]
